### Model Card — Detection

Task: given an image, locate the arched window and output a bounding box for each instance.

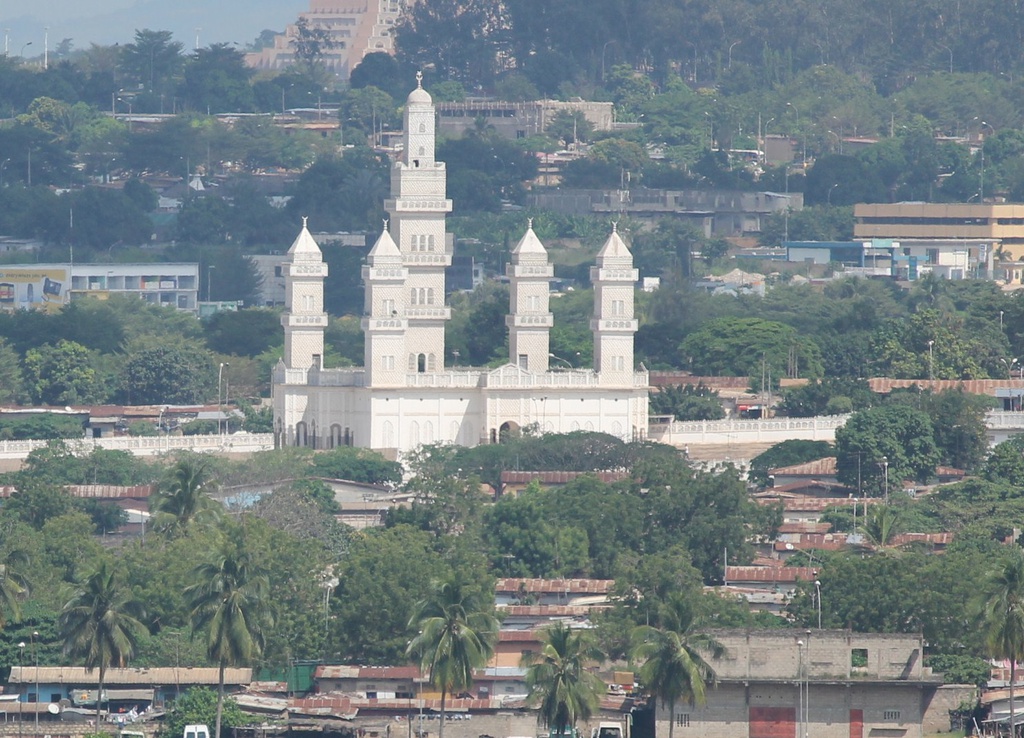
[417,353,427,372]
[409,353,417,371]
[427,353,436,371]
[419,122,426,133]
[329,424,343,449]
[410,289,418,305]
[382,420,395,448]
[427,287,435,304]
[428,235,435,249]
[295,422,308,447]
[424,421,434,444]
[410,421,420,447]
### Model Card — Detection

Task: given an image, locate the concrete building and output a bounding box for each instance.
[244,0,413,80]
[0,263,199,313]
[785,238,995,280]
[530,188,802,238]
[854,203,1024,261]
[436,99,615,140]
[653,630,970,738]
[271,78,649,457]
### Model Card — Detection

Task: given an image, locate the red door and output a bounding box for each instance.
[750,707,796,738]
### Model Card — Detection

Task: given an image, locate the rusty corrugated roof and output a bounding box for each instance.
[496,578,615,595]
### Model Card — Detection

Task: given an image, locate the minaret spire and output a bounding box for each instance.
[507,220,553,372]
[590,223,638,385]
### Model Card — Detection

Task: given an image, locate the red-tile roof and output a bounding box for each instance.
[496,578,615,595]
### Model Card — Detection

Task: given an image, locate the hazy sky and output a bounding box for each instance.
[1,0,308,53]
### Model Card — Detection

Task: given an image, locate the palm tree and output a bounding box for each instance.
[856,505,902,553]
[151,456,222,535]
[0,549,29,629]
[186,540,271,738]
[407,577,499,738]
[60,561,146,727]
[978,549,1024,738]
[631,596,723,738]
[522,622,606,738]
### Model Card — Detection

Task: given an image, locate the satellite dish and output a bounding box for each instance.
[47,704,60,715]
[785,543,794,550]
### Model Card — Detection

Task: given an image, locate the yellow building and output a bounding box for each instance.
[854,202,1024,256]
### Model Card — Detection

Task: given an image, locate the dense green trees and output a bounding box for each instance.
[835,405,941,495]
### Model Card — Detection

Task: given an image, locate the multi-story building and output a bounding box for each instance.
[0,263,199,313]
[436,99,615,140]
[854,202,1024,262]
[244,0,413,80]
[271,78,649,457]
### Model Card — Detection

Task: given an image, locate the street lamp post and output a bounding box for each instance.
[880,456,889,502]
[548,353,573,370]
[928,339,934,380]
[206,264,215,302]
[17,641,25,738]
[814,579,822,629]
[32,631,39,736]
[218,362,229,436]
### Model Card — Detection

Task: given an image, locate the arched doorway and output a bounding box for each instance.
[499,420,521,443]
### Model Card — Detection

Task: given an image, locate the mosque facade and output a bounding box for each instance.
[272,78,649,456]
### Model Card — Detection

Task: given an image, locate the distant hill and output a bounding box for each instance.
[3,0,308,50]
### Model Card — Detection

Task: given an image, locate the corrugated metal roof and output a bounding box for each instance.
[496,578,615,595]
[7,666,251,685]
[497,630,541,642]
[499,471,630,485]
[501,605,600,616]
[725,566,818,583]
[315,666,420,680]
[769,457,838,476]
[869,378,1024,396]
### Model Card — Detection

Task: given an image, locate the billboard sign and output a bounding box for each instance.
[0,267,70,313]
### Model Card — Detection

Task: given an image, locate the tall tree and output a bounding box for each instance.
[978,549,1024,738]
[0,549,28,629]
[150,457,223,536]
[60,562,147,726]
[523,622,605,738]
[186,537,271,738]
[407,577,499,738]
[631,595,723,738]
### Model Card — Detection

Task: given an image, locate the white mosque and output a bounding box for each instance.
[271,76,649,456]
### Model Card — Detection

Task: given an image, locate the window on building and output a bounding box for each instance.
[427,287,435,304]
[427,353,437,371]
[612,299,625,315]
[417,353,427,373]
[383,355,395,370]
[519,354,529,369]
[676,715,690,728]
[883,711,900,722]
[851,648,868,668]
[409,354,417,371]
[410,289,418,305]
[428,235,435,250]
[382,298,395,315]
